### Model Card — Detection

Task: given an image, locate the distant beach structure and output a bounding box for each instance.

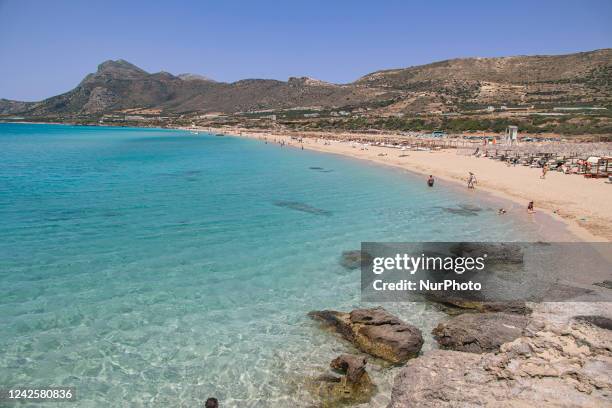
[504,126,519,145]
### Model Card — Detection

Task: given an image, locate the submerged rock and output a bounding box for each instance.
[274,200,332,216]
[389,317,612,407]
[432,312,528,353]
[438,204,483,217]
[339,250,373,270]
[308,307,423,363]
[310,354,376,407]
[309,166,334,173]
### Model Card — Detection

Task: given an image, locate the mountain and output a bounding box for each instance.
[12,59,386,116]
[2,49,611,118]
[0,99,35,115]
[177,73,216,82]
[357,49,612,115]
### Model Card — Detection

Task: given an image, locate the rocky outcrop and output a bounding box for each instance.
[432,312,529,353]
[425,293,532,315]
[448,242,524,264]
[82,86,117,113]
[310,354,376,406]
[593,280,612,289]
[574,315,612,331]
[388,314,612,407]
[308,307,423,363]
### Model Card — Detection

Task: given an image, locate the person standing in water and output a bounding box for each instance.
[527,201,535,213]
[467,172,477,189]
[427,175,435,187]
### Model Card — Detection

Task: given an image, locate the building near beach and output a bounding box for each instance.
[504,125,519,145]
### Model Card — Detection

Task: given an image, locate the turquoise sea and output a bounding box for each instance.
[0,124,567,407]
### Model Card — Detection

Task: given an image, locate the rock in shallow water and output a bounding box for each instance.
[339,250,373,270]
[273,200,332,216]
[432,312,528,353]
[308,307,423,364]
[437,204,484,216]
[311,354,376,406]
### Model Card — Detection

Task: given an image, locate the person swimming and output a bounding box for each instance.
[205,398,219,408]
[427,175,435,187]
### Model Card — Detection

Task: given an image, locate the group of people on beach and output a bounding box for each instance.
[427,171,536,215]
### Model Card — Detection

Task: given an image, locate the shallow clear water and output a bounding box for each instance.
[0,124,558,407]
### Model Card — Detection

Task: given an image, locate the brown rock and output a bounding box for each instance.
[574,315,612,331]
[309,307,423,363]
[426,293,532,315]
[311,354,376,407]
[388,319,612,407]
[330,354,367,383]
[432,312,528,353]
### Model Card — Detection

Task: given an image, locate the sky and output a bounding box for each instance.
[0,0,610,101]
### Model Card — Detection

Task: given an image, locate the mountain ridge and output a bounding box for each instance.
[1,49,610,117]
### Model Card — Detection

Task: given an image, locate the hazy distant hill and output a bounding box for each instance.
[3,49,611,117]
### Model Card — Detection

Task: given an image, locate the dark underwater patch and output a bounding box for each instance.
[274,200,332,216]
[339,250,373,270]
[437,204,484,217]
[309,166,333,173]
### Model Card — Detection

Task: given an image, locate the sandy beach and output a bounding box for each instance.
[202,127,612,242]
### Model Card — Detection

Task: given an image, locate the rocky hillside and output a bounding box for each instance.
[358,49,612,115]
[0,98,35,115]
[3,49,611,117]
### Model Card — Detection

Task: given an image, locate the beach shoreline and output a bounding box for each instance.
[4,121,607,241]
[196,126,610,242]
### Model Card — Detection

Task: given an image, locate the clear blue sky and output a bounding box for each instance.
[1,0,610,101]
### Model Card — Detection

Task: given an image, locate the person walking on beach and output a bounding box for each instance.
[205,398,219,408]
[467,172,477,189]
[541,164,548,179]
[527,201,535,214]
[427,175,435,187]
